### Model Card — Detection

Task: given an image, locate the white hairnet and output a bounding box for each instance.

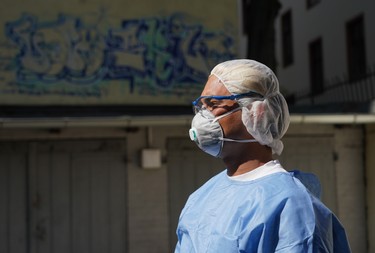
[210,59,290,155]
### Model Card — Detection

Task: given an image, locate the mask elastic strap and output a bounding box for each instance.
[212,107,242,123]
[219,137,258,143]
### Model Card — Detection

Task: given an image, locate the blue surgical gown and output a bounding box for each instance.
[175,171,351,253]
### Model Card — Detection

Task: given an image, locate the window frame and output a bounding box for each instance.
[309,37,325,96]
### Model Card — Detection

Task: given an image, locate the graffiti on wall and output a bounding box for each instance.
[0,12,236,103]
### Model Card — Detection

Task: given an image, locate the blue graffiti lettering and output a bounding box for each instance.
[3,12,236,97]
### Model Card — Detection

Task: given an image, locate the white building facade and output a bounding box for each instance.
[275,0,375,107]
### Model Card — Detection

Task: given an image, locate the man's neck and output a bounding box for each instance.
[222,144,273,176]
[225,159,271,176]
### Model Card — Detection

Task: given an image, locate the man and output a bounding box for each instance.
[175,59,351,252]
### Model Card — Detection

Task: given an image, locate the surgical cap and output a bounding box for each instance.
[210,59,290,155]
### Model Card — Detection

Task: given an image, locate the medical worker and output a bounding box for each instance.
[175,59,351,252]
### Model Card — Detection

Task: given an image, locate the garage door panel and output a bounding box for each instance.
[90,157,110,253]
[71,155,91,253]
[279,136,337,212]
[108,161,127,253]
[51,153,71,253]
[0,149,28,253]
[0,140,128,253]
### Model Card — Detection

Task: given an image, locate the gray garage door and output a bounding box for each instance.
[0,139,127,253]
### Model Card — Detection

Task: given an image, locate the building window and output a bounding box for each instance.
[346,14,367,81]
[307,0,321,9]
[241,0,250,34]
[309,38,324,95]
[281,10,294,67]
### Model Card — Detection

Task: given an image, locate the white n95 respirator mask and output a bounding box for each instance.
[189,108,258,157]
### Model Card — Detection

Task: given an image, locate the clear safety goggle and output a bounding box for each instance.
[192,91,263,114]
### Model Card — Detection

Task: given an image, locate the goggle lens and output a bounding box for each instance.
[192,91,263,114]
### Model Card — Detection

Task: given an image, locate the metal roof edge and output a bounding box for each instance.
[290,114,375,124]
[1,113,375,128]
